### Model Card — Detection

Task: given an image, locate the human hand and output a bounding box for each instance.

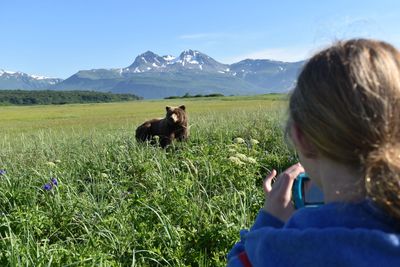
[263,163,305,222]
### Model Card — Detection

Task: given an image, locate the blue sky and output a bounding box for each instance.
[1,0,399,78]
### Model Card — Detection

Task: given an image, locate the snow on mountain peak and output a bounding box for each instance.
[163,55,175,61]
[183,55,199,64]
[0,69,17,76]
[126,49,228,73]
[178,50,203,66]
[31,74,50,80]
[0,69,60,81]
[128,50,170,71]
[182,49,199,55]
[0,68,64,89]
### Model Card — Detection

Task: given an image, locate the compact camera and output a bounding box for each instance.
[292,173,324,209]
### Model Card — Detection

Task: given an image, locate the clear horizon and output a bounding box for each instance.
[1,0,399,79]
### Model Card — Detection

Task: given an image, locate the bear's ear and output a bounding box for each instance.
[166,106,172,112]
[179,105,186,111]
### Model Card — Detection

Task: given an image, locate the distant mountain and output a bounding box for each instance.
[124,50,229,74]
[125,51,170,73]
[0,69,63,90]
[0,50,305,98]
[230,59,304,92]
[166,49,230,73]
[110,72,263,99]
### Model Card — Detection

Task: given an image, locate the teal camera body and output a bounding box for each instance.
[293,173,324,209]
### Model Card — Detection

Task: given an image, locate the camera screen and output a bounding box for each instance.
[304,182,324,204]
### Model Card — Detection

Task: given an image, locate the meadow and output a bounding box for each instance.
[0,94,297,266]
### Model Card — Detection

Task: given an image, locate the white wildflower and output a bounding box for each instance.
[229,156,245,165]
[228,148,237,153]
[233,137,245,144]
[235,153,248,161]
[250,139,259,145]
[246,157,257,164]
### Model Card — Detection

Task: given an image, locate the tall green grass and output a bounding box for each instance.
[0,95,297,266]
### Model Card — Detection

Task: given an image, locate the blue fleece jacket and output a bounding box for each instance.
[227,200,400,266]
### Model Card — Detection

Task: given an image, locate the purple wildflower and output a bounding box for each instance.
[51,178,58,186]
[43,177,58,191]
[43,183,52,191]
[0,169,6,175]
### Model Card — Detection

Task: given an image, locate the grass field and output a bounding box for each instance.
[0,94,297,266]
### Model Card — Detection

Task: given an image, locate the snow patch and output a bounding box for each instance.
[182,55,200,65]
[31,75,49,80]
[1,70,17,75]
[163,55,175,61]
[121,68,130,74]
[168,57,181,65]
[0,69,57,80]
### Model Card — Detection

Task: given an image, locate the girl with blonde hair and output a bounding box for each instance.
[228,39,400,266]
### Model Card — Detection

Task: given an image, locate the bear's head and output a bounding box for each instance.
[165,105,187,126]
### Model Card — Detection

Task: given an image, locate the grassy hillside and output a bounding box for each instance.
[0,94,297,266]
[111,72,264,99]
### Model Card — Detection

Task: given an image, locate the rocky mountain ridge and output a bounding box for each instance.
[1,50,305,98]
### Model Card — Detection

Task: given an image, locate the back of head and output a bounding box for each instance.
[289,39,400,220]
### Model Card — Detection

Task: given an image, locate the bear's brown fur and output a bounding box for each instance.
[135,105,189,148]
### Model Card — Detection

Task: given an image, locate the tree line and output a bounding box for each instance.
[0,90,142,105]
[164,93,224,99]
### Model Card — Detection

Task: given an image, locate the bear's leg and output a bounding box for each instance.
[136,123,152,142]
[175,129,188,142]
[160,133,175,148]
[160,137,171,148]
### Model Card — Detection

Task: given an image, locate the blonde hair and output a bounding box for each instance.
[288,39,400,220]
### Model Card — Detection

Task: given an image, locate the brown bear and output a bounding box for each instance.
[135,105,189,148]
